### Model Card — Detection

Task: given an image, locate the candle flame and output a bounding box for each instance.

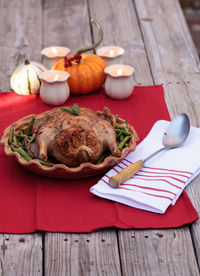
[109,49,115,57]
[52,47,58,54]
[117,69,123,76]
[54,74,59,81]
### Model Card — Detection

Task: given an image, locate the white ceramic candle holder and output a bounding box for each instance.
[104,64,135,100]
[39,70,70,106]
[96,46,124,66]
[41,46,71,69]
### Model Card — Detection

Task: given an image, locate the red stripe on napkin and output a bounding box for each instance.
[143,165,193,175]
[0,86,198,233]
[103,175,177,196]
[122,183,177,195]
[129,177,182,189]
[103,177,175,200]
[134,174,185,184]
[118,186,173,201]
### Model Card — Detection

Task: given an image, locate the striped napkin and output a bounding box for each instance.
[90,120,200,214]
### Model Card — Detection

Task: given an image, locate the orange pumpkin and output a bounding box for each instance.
[53,54,106,94]
[52,20,106,95]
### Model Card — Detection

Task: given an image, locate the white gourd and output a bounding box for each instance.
[10,60,47,95]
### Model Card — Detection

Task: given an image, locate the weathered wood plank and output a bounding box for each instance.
[45,231,121,276]
[88,0,153,86]
[118,228,199,276]
[43,0,92,53]
[134,0,200,271]
[43,1,121,275]
[0,0,43,275]
[134,0,200,121]
[0,234,42,276]
[0,0,43,91]
[187,177,200,268]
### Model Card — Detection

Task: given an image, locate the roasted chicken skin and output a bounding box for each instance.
[32,106,121,167]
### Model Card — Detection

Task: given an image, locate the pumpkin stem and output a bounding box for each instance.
[24,59,30,65]
[76,19,103,55]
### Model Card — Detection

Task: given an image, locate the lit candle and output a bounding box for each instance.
[96,46,124,65]
[41,46,71,69]
[104,64,135,100]
[39,70,70,106]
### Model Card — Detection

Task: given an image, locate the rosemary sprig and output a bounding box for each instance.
[62,104,79,116]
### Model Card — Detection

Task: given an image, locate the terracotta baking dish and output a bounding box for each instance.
[0,112,138,179]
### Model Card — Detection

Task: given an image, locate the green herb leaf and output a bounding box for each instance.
[62,104,79,115]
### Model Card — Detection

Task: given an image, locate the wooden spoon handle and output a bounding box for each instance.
[109,160,144,188]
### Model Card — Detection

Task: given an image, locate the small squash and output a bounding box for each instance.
[10,60,47,95]
[52,20,106,94]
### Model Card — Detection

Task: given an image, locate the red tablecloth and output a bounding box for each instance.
[0,85,198,233]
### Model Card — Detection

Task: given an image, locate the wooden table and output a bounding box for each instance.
[0,0,200,275]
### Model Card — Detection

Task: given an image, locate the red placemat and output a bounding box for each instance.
[0,85,198,233]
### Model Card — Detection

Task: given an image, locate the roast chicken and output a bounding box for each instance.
[31,105,121,167]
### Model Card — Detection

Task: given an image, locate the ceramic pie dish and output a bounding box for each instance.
[0,111,138,179]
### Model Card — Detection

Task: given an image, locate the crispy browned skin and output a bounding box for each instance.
[32,106,121,167]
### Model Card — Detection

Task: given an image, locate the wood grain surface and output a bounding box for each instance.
[0,0,200,275]
[45,231,121,276]
[0,234,43,275]
[0,0,43,275]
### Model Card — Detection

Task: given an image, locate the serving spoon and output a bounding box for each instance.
[109,113,190,188]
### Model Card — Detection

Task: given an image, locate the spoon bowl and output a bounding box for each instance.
[109,113,190,188]
[163,113,190,148]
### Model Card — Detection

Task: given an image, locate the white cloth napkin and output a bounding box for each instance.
[90,120,200,214]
